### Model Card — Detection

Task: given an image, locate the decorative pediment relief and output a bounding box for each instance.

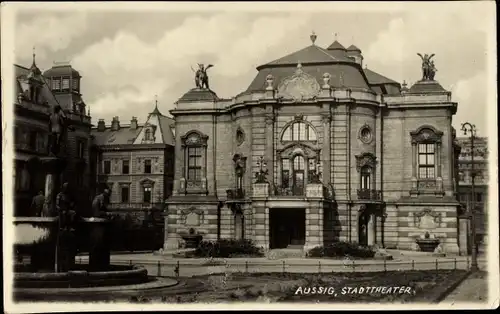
[277,63,320,101]
[413,208,442,229]
[410,126,443,144]
[181,130,208,146]
[181,207,204,226]
[140,178,155,187]
[355,153,377,172]
[278,142,319,159]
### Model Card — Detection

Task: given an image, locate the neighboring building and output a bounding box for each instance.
[13,56,92,216]
[91,101,175,218]
[456,137,488,242]
[165,33,465,253]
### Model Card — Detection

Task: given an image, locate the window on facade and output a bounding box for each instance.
[103,160,111,174]
[281,158,290,188]
[121,186,130,203]
[62,77,70,90]
[361,166,372,190]
[36,133,45,153]
[281,122,317,141]
[292,155,305,195]
[418,143,435,179]
[476,193,483,203]
[122,160,130,174]
[187,147,202,182]
[145,129,152,141]
[144,159,152,174]
[143,186,152,203]
[29,130,37,150]
[72,79,79,90]
[77,140,85,158]
[51,78,61,91]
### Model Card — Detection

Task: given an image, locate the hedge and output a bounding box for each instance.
[307,241,375,258]
[194,239,265,258]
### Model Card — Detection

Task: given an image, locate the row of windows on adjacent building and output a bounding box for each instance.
[101,159,156,175]
[15,126,86,158]
[116,185,153,204]
[458,192,485,205]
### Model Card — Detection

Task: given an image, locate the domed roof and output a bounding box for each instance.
[248,39,371,92]
[177,88,220,103]
[346,44,361,52]
[43,63,81,78]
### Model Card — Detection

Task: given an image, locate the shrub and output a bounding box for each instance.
[195,239,265,258]
[307,241,375,258]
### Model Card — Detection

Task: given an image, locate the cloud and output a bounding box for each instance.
[15,12,88,60]
[71,12,313,121]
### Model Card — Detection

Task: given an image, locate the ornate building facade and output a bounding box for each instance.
[165,34,463,253]
[14,57,93,216]
[456,137,488,244]
[91,102,175,216]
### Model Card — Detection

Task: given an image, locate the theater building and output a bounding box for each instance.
[165,33,463,253]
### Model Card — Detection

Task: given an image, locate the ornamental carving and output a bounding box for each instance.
[236,127,245,146]
[233,154,247,177]
[320,113,332,124]
[355,153,377,172]
[181,130,208,146]
[413,208,442,229]
[265,113,275,125]
[358,124,373,144]
[294,113,304,121]
[277,63,321,101]
[181,207,204,226]
[279,143,319,159]
[410,126,443,144]
[418,180,436,189]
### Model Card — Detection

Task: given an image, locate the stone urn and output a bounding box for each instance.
[415,232,440,252]
[181,228,203,249]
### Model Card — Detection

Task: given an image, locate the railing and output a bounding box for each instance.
[357,189,382,201]
[273,185,301,196]
[226,188,245,200]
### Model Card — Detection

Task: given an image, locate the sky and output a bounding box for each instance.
[10,2,496,136]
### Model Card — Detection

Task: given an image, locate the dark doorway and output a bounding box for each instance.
[358,212,368,246]
[269,208,306,249]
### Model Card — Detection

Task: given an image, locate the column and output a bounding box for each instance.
[265,110,275,187]
[376,109,382,192]
[410,142,418,192]
[264,207,270,249]
[436,142,443,193]
[318,204,324,247]
[321,113,331,184]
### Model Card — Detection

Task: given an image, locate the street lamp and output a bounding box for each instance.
[461,122,479,271]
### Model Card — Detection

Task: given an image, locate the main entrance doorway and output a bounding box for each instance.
[269,208,306,249]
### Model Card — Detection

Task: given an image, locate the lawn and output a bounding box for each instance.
[134,270,468,303]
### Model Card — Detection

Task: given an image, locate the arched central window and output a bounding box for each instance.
[281,121,317,142]
[360,166,372,190]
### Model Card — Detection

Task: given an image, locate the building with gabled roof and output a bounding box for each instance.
[91,99,175,217]
[165,32,465,255]
[14,54,93,216]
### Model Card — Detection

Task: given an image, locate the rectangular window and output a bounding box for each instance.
[281,159,290,188]
[476,193,483,203]
[72,79,78,90]
[77,140,85,158]
[29,130,37,150]
[62,77,70,90]
[103,160,111,174]
[36,133,46,152]
[122,160,130,174]
[121,186,130,203]
[143,186,152,203]
[52,78,61,91]
[144,159,152,174]
[308,158,317,182]
[187,147,202,181]
[418,143,435,179]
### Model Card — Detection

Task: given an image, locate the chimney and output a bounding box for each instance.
[111,116,120,131]
[97,119,106,132]
[130,116,138,130]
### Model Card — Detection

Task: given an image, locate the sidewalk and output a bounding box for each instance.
[76,251,487,266]
[440,271,490,304]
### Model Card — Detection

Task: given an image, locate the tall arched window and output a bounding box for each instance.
[360,166,371,190]
[281,121,317,142]
[292,155,305,195]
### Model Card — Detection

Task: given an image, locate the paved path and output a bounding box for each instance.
[75,251,487,278]
[441,271,491,306]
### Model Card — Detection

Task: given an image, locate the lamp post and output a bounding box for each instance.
[461,122,479,271]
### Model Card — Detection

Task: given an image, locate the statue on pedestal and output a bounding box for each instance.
[48,105,74,156]
[193,63,214,89]
[417,53,436,81]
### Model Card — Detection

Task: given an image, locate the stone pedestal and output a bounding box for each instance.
[367,214,376,246]
[304,203,323,251]
[40,157,66,217]
[306,184,323,198]
[253,183,270,198]
[87,218,111,271]
[458,218,470,255]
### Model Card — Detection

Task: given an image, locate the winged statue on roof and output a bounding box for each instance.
[417,53,436,81]
[191,63,214,89]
